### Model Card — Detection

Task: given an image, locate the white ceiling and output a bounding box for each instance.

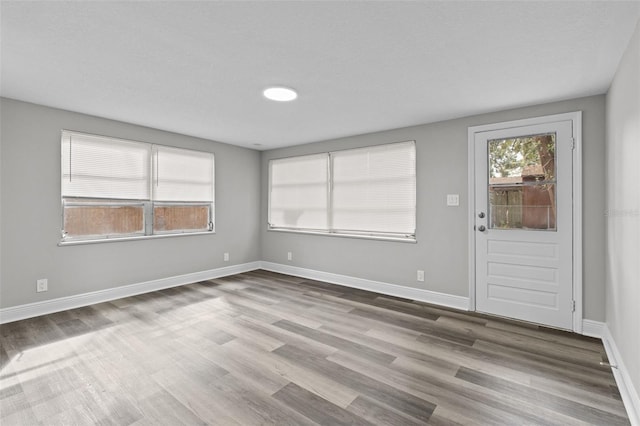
[2,1,639,150]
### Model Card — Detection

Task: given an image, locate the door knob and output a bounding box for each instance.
[478,225,486,232]
[478,212,485,218]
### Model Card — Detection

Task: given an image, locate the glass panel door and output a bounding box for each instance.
[473,115,576,330]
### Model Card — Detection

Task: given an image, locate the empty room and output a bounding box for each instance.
[1,1,639,425]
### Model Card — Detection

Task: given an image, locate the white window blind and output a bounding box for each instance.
[331,141,416,237]
[268,141,416,240]
[62,131,151,200]
[269,153,328,230]
[153,146,214,202]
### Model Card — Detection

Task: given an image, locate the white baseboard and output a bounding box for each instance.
[582,319,639,425]
[0,261,261,324]
[601,324,640,426]
[581,319,606,338]
[259,261,470,311]
[0,261,468,323]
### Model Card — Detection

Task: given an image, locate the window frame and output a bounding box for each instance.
[268,141,417,243]
[152,201,214,235]
[61,198,148,241]
[59,130,215,245]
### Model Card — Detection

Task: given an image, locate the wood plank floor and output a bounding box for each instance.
[0,270,629,425]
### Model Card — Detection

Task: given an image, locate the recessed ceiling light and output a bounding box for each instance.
[263,86,298,102]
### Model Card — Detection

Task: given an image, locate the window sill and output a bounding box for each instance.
[58,231,215,246]
[267,227,417,243]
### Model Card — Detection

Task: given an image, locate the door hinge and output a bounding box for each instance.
[572,300,576,312]
[570,137,576,150]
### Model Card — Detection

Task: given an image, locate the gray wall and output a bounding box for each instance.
[0,98,261,308]
[260,95,607,321]
[0,95,608,323]
[606,21,640,407]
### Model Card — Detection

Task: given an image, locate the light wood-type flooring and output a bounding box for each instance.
[0,270,630,425]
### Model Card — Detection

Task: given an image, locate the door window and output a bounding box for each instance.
[488,134,557,230]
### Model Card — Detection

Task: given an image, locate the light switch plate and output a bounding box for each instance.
[446,194,459,206]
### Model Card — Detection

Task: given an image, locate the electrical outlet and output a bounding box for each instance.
[287,251,292,261]
[36,278,48,292]
[417,270,425,282]
[446,194,460,206]
[223,252,229,262]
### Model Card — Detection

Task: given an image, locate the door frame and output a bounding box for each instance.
[467,111,583,333]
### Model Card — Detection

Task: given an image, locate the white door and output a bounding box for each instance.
[473,118,575,329]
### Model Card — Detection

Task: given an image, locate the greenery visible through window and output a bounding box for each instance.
[61,131,214,242]
[268,141,416,241]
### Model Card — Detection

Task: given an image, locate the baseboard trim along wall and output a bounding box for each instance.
[259,261,470,311]
[0,261,261,324]
[602,324,640,426]
[0,261,467,323]
[581,319,606,338]
[582,319,639,425]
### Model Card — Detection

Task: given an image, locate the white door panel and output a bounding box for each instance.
[474,120,574,329]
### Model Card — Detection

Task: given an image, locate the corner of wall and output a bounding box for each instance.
[604,18,640,426]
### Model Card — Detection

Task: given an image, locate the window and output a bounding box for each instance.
[488,134,557,230]
[268,153,328,231]
[152,145,215,234]
[268,141,416,241]
[61,131,214,243]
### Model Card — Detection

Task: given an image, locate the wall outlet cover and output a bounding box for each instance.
[36,278,48,292]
